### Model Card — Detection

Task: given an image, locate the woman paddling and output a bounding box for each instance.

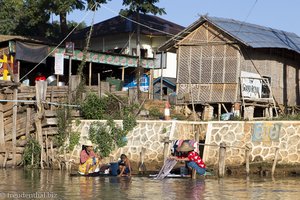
[78,140,100,175]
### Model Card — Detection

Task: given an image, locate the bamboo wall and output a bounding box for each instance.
[176,21,300,108]
[176,23,240,104]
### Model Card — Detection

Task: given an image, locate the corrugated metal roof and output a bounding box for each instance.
[206,16,300,53]
[0,34,53,44]
[72,14,185,39]
[159,16,300,54]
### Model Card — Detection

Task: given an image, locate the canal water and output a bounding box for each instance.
[0,169,300,200]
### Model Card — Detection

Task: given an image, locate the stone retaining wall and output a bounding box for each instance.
[68,120,300,170]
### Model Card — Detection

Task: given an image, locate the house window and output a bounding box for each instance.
[261,76,271,98]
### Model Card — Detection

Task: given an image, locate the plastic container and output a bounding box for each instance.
[110,162,119,176]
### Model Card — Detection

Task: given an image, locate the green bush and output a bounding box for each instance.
[23,138,41,168]
[148,107,163,119]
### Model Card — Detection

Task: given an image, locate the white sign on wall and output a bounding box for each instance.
[54,53,64,75]
[241,71,262,99]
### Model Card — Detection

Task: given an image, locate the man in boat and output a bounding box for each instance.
[170,141,206,176]
[78,140,100,175]
[118,154,132,177]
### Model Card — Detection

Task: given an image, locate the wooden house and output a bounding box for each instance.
[159,16,300,119]
[153,77,176,100]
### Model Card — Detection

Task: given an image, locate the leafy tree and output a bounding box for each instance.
[120,0,166,16]
[120,0,166,98]
[0,0,24,35]
[0,0,102,39]
[45,0,109,38]
[0,0,50,36]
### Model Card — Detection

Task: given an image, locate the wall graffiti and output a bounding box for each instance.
[252,122,281,142]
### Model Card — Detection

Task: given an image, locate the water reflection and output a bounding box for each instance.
[0,169,300,199]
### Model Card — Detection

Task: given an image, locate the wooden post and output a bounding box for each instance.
[89,62,92,87]
[163,137,170,163]
[272,147,279,176]
[35,81,47,169]
[12,85,18,167]
[192,125,200,179]
[45,131,49,168]
[0,103,4,146]
[218,103,221,121]
[25,108,31,139]
[245,144,251,176]
[98,73,101,98]
[138,147,146,174]
[68,56,72,104]
[160,52,164,100]
[218,142,226,178]
[56,75,59,86]
[121,67,125,81]
[149,69,154,99]
[50,87,54,110]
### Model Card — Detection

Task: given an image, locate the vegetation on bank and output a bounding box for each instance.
[82,93,137,157]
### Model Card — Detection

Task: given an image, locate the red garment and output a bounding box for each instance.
[80,150,96,164]
[187,151,206,168]
[35,75,46,81]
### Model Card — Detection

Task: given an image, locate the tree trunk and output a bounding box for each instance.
[136,10,141,100]
[60,12,68,38]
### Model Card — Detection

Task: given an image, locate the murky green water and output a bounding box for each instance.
[0,169,300,200]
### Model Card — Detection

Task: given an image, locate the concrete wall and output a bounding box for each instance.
[153,52,178,79]
[68,120,300,169]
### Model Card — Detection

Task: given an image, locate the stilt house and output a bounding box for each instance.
[159,16,300,119]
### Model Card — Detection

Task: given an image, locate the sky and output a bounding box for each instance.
[65,0,300,36]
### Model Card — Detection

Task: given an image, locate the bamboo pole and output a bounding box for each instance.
[218,142,226,178]
[272,147,279,176]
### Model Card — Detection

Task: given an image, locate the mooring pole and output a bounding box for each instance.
[245,144,251,176]
[272,147,279,176]
[218,142,226,178]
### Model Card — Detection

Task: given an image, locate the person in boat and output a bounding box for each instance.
[78,140,100,175]
[170,141,206,175]
[118,154,132,177]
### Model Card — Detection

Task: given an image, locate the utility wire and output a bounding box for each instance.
[237,0,259,35]
[19,3,98,82]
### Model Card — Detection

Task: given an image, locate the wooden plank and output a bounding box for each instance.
[43,118,57,126]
